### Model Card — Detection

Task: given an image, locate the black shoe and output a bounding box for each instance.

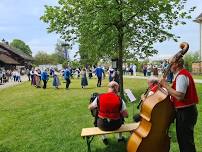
[118,137,125,142]
[133,114,141,122]
[102,138,108,145]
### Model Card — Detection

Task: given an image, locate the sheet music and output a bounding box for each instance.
[124,89,136,103]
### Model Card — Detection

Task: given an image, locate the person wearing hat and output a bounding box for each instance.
[160,58,198,152]
[88,81,128,145]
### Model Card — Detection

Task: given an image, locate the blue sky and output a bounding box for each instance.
[0,0,202,60]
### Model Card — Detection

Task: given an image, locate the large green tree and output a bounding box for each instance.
[54,40,71,64]
[41,0,195,97]
[184,51,200,71]
[10,39,32,56]
[34,51,57,65]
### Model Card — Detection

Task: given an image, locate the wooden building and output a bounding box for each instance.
[0,42,33,69]
[193,12,202,74]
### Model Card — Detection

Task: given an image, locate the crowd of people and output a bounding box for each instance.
[0,69,22,84]
[27,65,122,90]
[28,68,61,89]
[141,60,174,83]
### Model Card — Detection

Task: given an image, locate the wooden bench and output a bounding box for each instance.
[81,123,139,152]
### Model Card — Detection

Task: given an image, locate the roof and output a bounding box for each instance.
[194,13,202,23]
[0,47,7,53]
[0,42,33,61]
[0,53,20,65]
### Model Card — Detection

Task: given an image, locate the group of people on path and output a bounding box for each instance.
[142,60,174,83]
[0,69,22,84]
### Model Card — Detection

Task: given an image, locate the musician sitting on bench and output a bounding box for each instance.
[88,81,128,145]
[134,76,159,122]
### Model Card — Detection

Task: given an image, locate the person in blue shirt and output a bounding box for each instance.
[95,66,104,87]
[50,68,54,77]
[64,68,71,89]
[41,69,49,89]
[53,73,61,89]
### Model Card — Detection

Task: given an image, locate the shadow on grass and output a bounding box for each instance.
[65,87,98,90]
[94,139,127,152]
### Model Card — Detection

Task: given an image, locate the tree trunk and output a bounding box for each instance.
[118,29,124,98]
[117,1,124,98]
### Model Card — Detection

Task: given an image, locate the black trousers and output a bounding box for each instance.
[176,105,198,152]
[97,117,123,131]
[43,80,47,89]
[65,78,71,89]
[97,76,102,87]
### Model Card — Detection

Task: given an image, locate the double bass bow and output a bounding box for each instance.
[137,87,149,109]
[127,42,189,152]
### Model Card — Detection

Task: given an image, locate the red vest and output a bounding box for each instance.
[98,92,122,120]
[171,69,199,108]
[150,84,158,93]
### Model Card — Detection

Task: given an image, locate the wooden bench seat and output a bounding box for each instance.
[81,123,139,152]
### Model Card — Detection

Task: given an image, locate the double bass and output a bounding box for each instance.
[127,42,189,152]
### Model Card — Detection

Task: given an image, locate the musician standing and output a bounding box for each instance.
[160,58,198,152]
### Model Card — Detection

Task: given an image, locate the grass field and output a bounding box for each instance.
[0,78,201,152]
[193,74,202,80]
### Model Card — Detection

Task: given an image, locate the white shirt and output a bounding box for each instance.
[91,97,127,112]
[176,75,189,94]
[132,65,136,71]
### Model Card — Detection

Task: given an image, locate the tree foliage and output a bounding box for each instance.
[184,51,200,71]
[41,0,195,58]
[10,39,32,56]
[34,51,57,65]
[41,0,195,97]
[54,40,71,64]
[34,40,72,66]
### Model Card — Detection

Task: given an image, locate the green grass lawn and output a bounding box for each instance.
[0,78,201,152]
[193,74,202,80]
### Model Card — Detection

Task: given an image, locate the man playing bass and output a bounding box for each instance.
[161,58,199,152]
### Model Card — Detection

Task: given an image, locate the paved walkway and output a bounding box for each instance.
[124,75,202,84]
[0,75,28,90]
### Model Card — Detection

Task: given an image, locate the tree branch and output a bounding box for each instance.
[124,8,144,25]
[93,25,112,38]
[115,0,120,5]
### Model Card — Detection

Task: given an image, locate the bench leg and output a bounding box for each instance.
[86,136,94,152]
